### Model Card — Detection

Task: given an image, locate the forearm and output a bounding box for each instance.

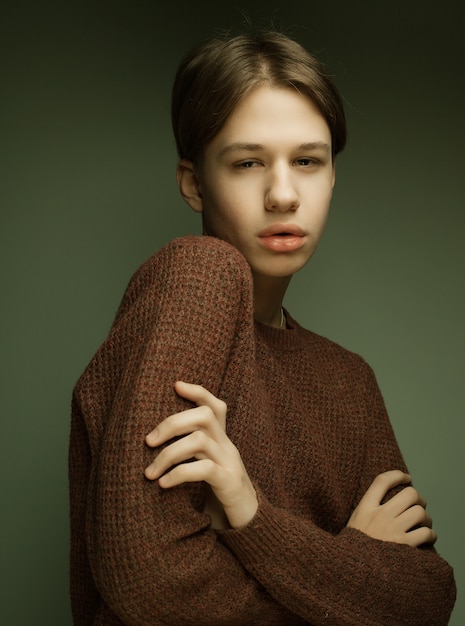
[214,367,457,626]
[219,367,456,625]
[90,472,293,624]
[219,490,456,626]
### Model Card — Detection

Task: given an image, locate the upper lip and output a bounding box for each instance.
[257,224,307,237]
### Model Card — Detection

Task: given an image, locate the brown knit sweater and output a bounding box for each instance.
[69,235,456,625]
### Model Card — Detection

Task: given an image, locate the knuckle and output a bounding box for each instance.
[196,405,214,426]
[403,486,418,501]
[205,406,216,420]
[215,398,227,414]
[191,429,206,446]
[411,504,426,519]
[416,527,435,543]
[201,399,227,424]
[374,472,390,487]
[202,458,217,477]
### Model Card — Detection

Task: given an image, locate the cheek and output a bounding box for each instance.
[201,177,236,213]
[317,178,334,207]
[199,193,238,239]
[308,186,332,232]
[307,182,332,211]
[203,182,250,223]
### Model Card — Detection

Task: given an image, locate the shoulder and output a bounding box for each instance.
[133,235,251,289]
[148,235,249,271]
[115,236,253,322]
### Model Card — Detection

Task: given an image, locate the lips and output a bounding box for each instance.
[258,224,306,238]
[257,224,307,252]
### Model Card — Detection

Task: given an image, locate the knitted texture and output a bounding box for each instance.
[69,235,455,625]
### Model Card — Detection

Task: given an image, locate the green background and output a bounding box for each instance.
[2,1,463,624]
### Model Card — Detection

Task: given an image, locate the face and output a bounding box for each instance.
[179,86,336,282]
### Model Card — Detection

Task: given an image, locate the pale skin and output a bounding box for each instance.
[145,86,437,546]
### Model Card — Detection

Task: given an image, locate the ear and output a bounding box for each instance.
[331,158,337,189]
[176,159,203,213]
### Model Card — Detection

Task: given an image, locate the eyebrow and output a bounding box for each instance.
[218,141,331,157]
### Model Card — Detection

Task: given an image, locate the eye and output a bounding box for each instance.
[294,157,319,167]
[234,160,262,169]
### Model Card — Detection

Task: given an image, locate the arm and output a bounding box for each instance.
[217,367,456,626]
[142,342,454,624]
[145,390,434,544]
[73,237,296,625]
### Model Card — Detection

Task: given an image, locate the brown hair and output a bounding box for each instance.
[171,30,347,163]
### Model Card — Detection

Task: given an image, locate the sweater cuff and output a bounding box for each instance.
[217,488,295,563]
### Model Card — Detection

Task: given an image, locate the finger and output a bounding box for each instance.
[145,429,222,480]
[175,381,227,430]
[145,405,197,447]
[404,526,438,548]
[383,485,427,517]
[396,504,433,533]
[158,458,219,488]
[359,470,411,507]
[145,383,227,446]
[146,403,224,447]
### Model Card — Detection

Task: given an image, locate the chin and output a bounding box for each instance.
[253,260,308,280]
[273,254,313,274]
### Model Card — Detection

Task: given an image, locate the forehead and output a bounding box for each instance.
[209,86,332,153]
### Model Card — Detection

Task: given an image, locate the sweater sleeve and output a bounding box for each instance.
[219,366,456,626]
[70,236,299,626]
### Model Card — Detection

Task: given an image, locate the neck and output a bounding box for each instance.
[252,274,292,329]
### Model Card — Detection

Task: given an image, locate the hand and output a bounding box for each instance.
[347,470,437,547]
[144,381,258,529]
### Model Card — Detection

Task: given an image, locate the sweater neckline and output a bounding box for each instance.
[253,309,305,351]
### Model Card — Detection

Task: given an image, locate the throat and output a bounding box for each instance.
[252,274,291,328]
[254,306,286,329]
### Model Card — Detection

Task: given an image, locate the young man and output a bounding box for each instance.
[69,31,456,625]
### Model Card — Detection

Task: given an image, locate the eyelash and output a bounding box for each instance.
[295,158,320,167]
[234,158,320,169]
[235,160,261,169]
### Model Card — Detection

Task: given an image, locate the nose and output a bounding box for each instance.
[264,165,300,212]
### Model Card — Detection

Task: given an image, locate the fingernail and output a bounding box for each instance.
[146,429,159,445]
[144,466,156,480]
[159,473,170,487]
